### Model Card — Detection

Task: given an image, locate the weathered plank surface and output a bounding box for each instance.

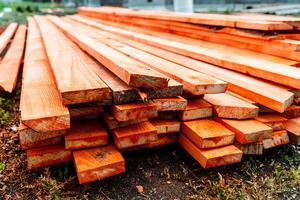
[285,118,300,145]
[143,79,183,99]
[73,145,125,184]
[65,120,108,150]
[102,112,147,130]
[263,130,290,149]
[215,117,272,144]
[178,99,212,121]
[151,96,187,111]
[204,93,259,119]
[48,15,169,89]
[69,104,104,118]
[254,114,288,131]
[149,119,180,135]
[281,105,300,119]
[235,142,263,155]
[20,17,70,132]
[0,23,18,54]
[0,25,26,93]
[178,134,242,168]
[112,121,157,149]
[27,144,72,169]
[110,101,157,122]
[182,119,235,149]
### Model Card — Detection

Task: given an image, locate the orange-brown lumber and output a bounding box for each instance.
[20,17,70,132]
[69,104,104,118]
[27,144,72,169]
[234,142,263,155]
[182,119,235,149]
[35,16,111,105]
[151,96,187,111]
[102,112,147,130]
[263,130,290,149]
[73,145,125,184]
[204,93,259,119]
[0,23,18,54]
[215,117,272,144]
[281,105,300,119]
[110,101,157,122]
[149,119,180,135]
[178,134,242,169]
[112,121,157,149]
[143,79,183,99]
[0,25,26,93]
[178,99,212,121]
[69,15,300,89]
[285,118,300,145]
[47,15,169,89]
[69,16,293,113]
[254,114,288,131]
[65,120,108,150]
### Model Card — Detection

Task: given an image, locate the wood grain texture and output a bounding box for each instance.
[151,96,187,111]
[20,17,70,132]
[263,130,290,149]
[178,135,242,169]
[27,144,72,169]
[69,105,104,118]
[0,23,18,54]
[285,118,300,145]
[254,114,288,131]
[234,142,263,155]
[281,105,300,119]
[149,119,180,135]
[73,145,125,184]
[110,101,157,122]
[0,25,26,93]
[178,99,212,121]
[65,120,108,150]
[142,79,183,99]
[35,16,111,105]
[112,121,157,149]
[215,117,272,144]
[182,119,235,149]
[47,15,169,89]
[102,112,147,130]
[204,93,259,119]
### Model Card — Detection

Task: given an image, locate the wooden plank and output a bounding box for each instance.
[215,117,272,144]
[65,120,108,150]
[35,16,111,105]
[182,119,235,149]
[178,99,213,121]
[70,15,300,89]
[27,144,72,169]
[281,105,300,119]
[20,17,70,132]
[19,122,65,150]
[157,111,178,120]
[142,79,183,99]
[234,142,263,155]
[112,121,157,149]
[263,130,290,149]
[285,118,300,145]
[110,101,157,122]
[73,145,125,184]
[149,119,180,135]
[69,104,104,118]
[0,23,18,54]
[204,93,259,119]
[47,15,169,89]
[254,114,288,131]
[21,136,63,150]
[178,134,242,169]
[151,96,187,111]
[102,112,147,130]
[0,25,26,93]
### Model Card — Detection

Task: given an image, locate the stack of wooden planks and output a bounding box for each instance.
[2,6,298,185]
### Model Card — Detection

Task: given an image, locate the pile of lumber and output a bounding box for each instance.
[1,7,300,185]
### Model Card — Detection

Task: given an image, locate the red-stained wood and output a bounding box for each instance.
[149,119,180,135]
[112,121,157,149]
[285,118,300,145]
[27,144,72,169]
[182,119,235,149]
[151,96,187,111]
[234,142,263,155]
[254,114,288,131]
[178,134,242,168]
[0,25,26,93]
[215,117,272,144]
[20,17,70,132]
[178,99,212,121]
[73,145,125,184]
[102,112,147,130]
[110,101,157,122]
[47,15,169,89]
[65,120,108,150]
[204,93,259,119]
[0,23,18,54]
[263,130,290,149]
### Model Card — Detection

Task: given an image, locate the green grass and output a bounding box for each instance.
[0,97,12,126]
